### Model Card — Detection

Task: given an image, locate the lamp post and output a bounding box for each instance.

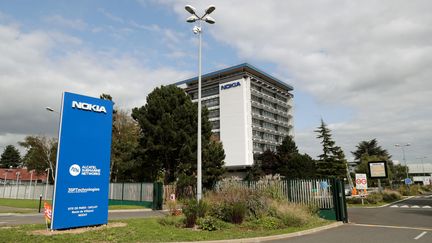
[395,143,410,179]
[44,106,58,181]
[185,4,216,201]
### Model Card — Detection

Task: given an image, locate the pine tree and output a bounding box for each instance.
[315,119,346,179]
[131,85,224,187]
[0,145,21,168]
[352,139,391,161]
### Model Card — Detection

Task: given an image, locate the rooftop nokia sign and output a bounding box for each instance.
[51,92,113,230]
[221,81,241,90]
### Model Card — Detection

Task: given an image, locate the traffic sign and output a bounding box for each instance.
[404,178,412,185]
[355,173,368,190]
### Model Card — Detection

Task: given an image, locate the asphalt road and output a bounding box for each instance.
[0,209,166,226]
[270,194,432,243]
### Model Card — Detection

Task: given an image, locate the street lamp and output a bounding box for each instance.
[45,106,59,114]
[395,143,411,179]
[44,106,58,181]
[185,4,216,201]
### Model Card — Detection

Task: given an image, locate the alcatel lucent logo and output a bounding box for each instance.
[69,164,81,176]
[72,101,107,113]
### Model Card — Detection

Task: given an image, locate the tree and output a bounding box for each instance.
[100,93,140,182]
[279,153,316,179]
[19,136,57,181]
[277,135,298,156]
[202,141,226,189]
[131,85,224,187]
[110,109,140,182]
[0,145,21,168]
[352,139,391,161]
[246,136,317,180]
[315,119,347,179]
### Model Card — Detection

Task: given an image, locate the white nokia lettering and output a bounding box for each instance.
[72,101,107,113]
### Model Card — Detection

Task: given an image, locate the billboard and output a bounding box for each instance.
[368,161,388,179]
[51,92,113,230]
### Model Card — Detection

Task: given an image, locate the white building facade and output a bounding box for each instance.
[176,63,294,170]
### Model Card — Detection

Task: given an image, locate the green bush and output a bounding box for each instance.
[197,216,231,231]
[229,202,247,224]
[260,216,285,230]
[381,190,402,202]
[346,197,363,204]
[366,192,383,204]
[182,199,208,227]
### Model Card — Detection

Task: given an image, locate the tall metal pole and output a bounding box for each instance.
[197,20,202,201]
[44,168,50,200]
[401,146,409,179]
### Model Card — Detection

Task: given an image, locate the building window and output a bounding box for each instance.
[202,98,219,107]
[210,120,220,129]
[208,109,219,119]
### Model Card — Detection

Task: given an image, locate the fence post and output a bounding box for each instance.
[121,182,124,201]
[152,182,163,210]
[330,178,340,221]
[140,183,143,202]
[287,179,292,201]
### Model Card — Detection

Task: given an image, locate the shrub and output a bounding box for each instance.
[259,216,284,230]
[182,199,208,227]
[346,197,363,204]
[166,200,182,216]
[366,192,383,204]
[398,186,410,196]
[229,202,247,224]
[271,201,313,227]
[245,191,271,219]
[381,190,402,202]
[197,216,231,231]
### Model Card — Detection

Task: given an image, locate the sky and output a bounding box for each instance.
[0,0,431,165]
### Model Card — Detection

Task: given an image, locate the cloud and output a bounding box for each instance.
[0,23,192,151]
[43,15,88,31]
[163,0,432,161]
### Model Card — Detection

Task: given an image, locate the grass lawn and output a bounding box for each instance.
[0,198,149,213]
[0,217,331,242]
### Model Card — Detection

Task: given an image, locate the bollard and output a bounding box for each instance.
[38,194,42,213]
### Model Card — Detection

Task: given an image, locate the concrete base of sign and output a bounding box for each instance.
[31,222,127,235]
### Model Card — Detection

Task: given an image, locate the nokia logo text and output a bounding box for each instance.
[72,101,107,113]
[221,82,241,90]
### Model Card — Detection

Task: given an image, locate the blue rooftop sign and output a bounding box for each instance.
[51,92,113,230]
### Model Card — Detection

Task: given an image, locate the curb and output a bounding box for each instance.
[173,221,344,243]
[350,196,415,209]
[108,208,152,213]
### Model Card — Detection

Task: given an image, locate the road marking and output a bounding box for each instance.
[411,205,420,208]
[423,206,431,208]
[351,223,432,232]
[400,205,409,208]
[414,231,427,240]
[390,205,398,208]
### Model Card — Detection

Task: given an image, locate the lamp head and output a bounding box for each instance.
[205,5,216,15]
[204,16,216,24]
[186,15,198,23]
[185,5,196,15]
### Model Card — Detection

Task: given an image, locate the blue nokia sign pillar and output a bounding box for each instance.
[51,92,113,230]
